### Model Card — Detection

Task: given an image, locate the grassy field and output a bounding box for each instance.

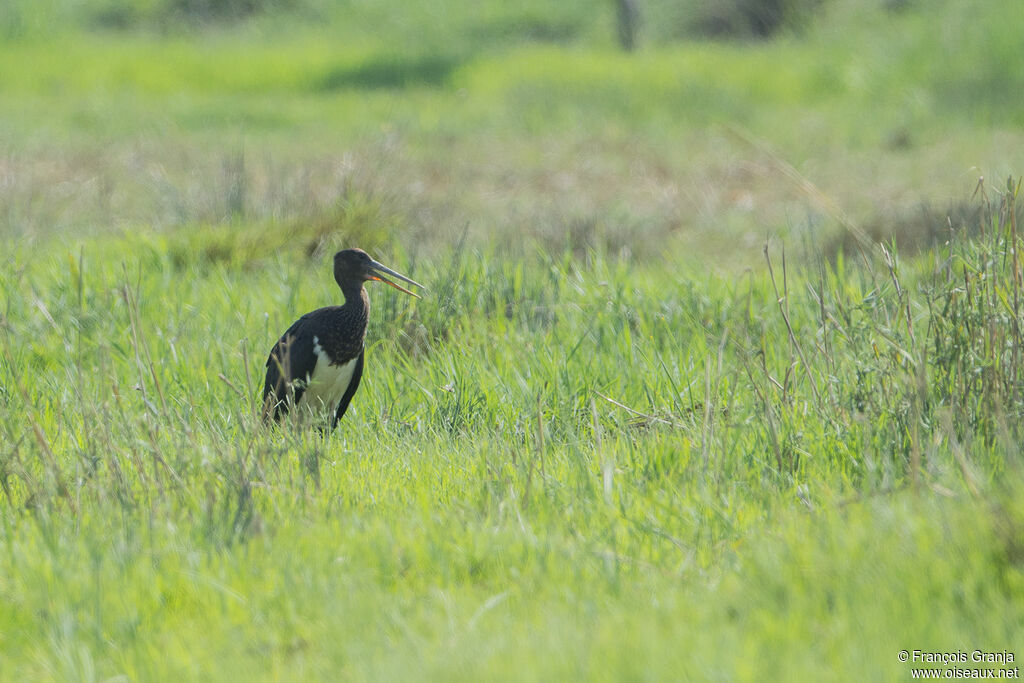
[2,0,1023,680]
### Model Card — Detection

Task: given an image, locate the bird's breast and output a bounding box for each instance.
[299,336,359,413]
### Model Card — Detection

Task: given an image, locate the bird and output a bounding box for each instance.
[262,248,424,431]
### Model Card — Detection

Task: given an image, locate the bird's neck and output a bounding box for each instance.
[341,283,370,316]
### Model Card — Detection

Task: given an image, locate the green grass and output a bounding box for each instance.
[1,0,1024,679]
[3,0,1023,266]
[2,189,1023,679]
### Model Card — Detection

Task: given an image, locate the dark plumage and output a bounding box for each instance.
[262,248,423,430]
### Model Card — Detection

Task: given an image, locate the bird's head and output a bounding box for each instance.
[333,248,424,298]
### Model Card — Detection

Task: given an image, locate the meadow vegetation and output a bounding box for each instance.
[1,0,1023,679]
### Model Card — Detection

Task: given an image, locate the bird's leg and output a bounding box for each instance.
[301,443,322,490]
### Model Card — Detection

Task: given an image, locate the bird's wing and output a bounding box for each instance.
[331,349,364,429]
[262,314,318,421]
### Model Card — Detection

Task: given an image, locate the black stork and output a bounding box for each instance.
[262,248,424,430]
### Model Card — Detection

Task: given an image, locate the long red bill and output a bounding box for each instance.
[368,260,425,299]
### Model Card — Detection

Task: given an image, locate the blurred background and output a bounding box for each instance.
[2,0,1022,267]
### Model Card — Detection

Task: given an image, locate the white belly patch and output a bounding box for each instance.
[298,336,358,415]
